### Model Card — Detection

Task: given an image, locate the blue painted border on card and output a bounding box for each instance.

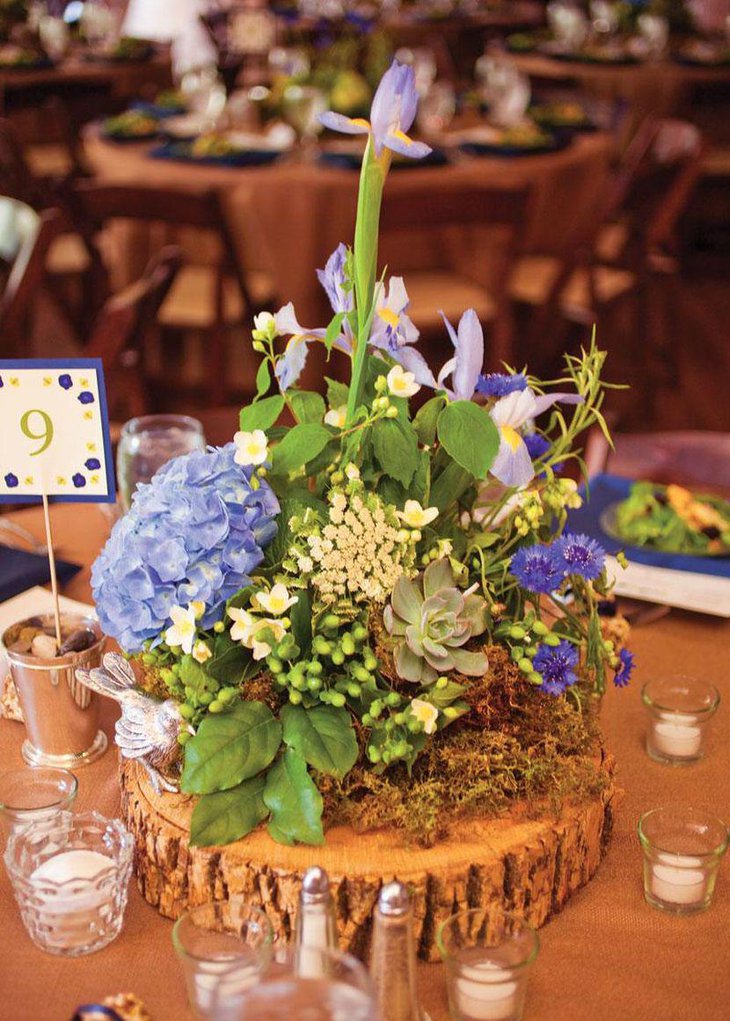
[0,358,117,504]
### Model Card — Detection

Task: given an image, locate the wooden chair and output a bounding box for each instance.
[69,180,278,404]
[379,183,533,370]
[84,246,185,422]
[507,119,701,389]
[585,429,730,494]
[0,118,94,333]
[0,199,64,355]
[595,118,706,383]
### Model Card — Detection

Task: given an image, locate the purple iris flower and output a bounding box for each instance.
[319,59,432,160]
[316,243,354,316]
[436,309,484,401]
[369,278,436,387]
[533,640,580,696]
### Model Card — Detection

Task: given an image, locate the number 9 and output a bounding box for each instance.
[20,409,54,456]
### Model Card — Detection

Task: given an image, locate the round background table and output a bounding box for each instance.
[83,127,614,326]
[1,502,729,1020]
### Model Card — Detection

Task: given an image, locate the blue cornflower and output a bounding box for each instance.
[533,640,580,696]
[510,544,564,594]
[475,372,528,398]
[91,443,279,652]
[614,648,634,688]
[555,533,606,581]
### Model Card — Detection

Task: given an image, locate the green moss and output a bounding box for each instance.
[319,646,608,845]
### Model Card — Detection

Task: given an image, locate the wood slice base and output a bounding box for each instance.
[120,751,619,962]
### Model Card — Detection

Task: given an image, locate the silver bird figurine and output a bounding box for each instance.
[76,652,187,794]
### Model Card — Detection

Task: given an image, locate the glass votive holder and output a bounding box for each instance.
[233,945,377,1021]
[3,810,133,956]
[638,807,729,916]
[173,898,274,1021]
[642,675,720,765]
[0,767,78,843]
[437,908,539,1021]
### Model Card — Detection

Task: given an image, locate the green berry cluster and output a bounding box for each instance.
[493,611,562,686]
[266,611,379,709]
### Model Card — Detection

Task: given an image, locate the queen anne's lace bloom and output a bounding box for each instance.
[91,444,279,651]
[291,485,415,605]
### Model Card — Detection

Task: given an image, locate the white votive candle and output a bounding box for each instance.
[191,957,259,1019]
[31,849,114,950]
[651,719,702,759]
[650,853,707,906]
[455,960,519,1021]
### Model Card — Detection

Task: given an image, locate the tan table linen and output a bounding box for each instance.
[2,503,729,1021]
[83,131,614,326]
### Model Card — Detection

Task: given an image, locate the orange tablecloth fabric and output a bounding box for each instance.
[83,130,614,325]
[2,503,730,1021]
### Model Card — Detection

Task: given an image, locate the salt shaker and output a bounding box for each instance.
[370,882,430,1021]
[295,866,338,977]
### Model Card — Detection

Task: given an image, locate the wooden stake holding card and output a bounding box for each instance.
[0,359,116,620]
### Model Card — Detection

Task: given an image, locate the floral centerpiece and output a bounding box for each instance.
[92,61,632,851]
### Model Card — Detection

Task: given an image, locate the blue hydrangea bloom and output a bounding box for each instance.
[91,444,279,652]
[614,648,634,688]
[533,640,579,696]
[510,544,563,594]
[555,533,606,581]
[475,372,528,398]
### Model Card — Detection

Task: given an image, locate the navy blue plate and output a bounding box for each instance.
[319,147,449,171]
[149,142,281,167]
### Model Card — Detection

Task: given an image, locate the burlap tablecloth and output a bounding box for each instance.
[83,130,614,325]
[2,503,729,1021]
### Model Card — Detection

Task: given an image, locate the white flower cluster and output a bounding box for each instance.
[292,485,416,605]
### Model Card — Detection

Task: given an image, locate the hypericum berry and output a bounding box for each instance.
[208,699,223,713]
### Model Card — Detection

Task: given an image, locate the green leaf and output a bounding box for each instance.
[189,776,267,847]
[255,359,271,398]
[263,748,324,846]
[437,401,499,480]
[413,396,446,446]
[372,417,419,487]
[264,496,325,570]
[326,377,349,410]
[324,312,347,355]
[290,587,312,656]
[425,680,467,708]
[207,633,256,685]
[280,704,358,780]
[270,424,332,477]
[181,701,282,795]
[471,532,500,550]
[430,459,473,513]
[178,656,209,700]
[240,395,284,433]
[289,390,326,425]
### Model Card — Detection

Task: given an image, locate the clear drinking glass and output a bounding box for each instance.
[0,768,78,843]
[116,414,206,512]
[638,807,729,916]
[437,909,539,1021]
[4,810,133,956]
[642,676,720,765]
[232,945,378,1021]
[283,84,327,153]
[173,899,274,1021]
[417,81,457,135]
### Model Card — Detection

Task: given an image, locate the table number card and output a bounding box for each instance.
[0,358,115,504]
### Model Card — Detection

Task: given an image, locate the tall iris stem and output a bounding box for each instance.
[346,140,388,426]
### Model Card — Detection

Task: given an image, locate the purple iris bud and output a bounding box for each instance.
[319,59,432,161]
